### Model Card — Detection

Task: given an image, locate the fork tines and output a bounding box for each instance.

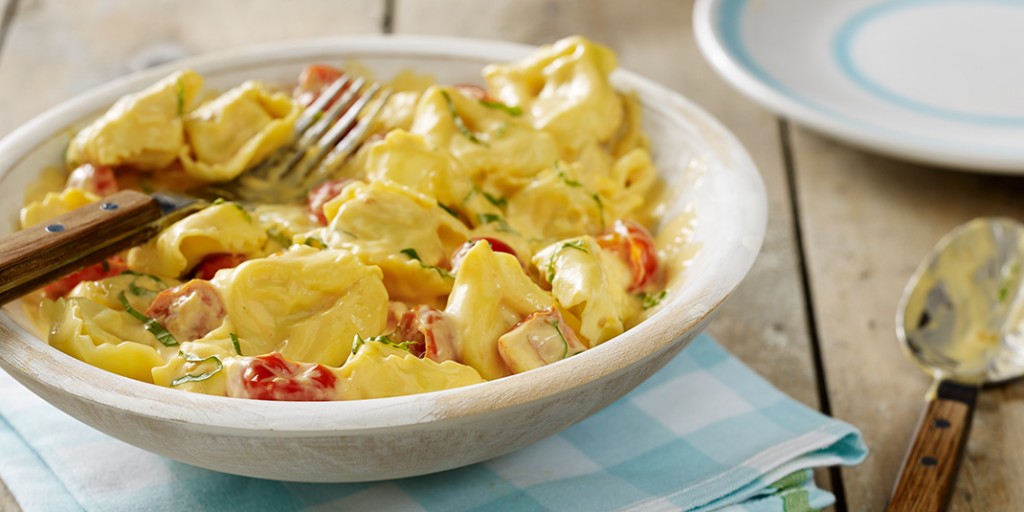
[222,74,390,203]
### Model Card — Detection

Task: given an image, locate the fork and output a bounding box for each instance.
[0,75,389,305]
[205,76,391,203]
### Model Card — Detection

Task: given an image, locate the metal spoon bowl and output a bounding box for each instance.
[888,217,1024,510]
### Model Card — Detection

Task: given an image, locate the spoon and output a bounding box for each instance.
[888,217,1024,511]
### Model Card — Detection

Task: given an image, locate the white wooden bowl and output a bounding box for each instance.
[0,36,766,482]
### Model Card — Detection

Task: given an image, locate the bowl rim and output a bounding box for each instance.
[0,35,766,434]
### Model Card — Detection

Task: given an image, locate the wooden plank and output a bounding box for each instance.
[0,0,386,138]
[394,0,834,495]
[0,2,386,510]
[790,127,1024,510]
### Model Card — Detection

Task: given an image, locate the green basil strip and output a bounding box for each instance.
[400,248,421,261]
[641,290,668,310]
[550,320,569,359]
[118,291,178,346]
[171,352,223,386]
[266,228,293,248]
[479,98,522,116]
[175,77,185,116]
[437,202,460,219]
[401,248,453,279]
[482,191,507,208]
[230,333,242,356]
[354,334,414,355]
[441,90,488,146]
[562,240,589,253]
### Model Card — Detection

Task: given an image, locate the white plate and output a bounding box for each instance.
[694,0,1024,173]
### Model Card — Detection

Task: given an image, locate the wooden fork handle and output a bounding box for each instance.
[0,190,163,305]
[887,380,978,512]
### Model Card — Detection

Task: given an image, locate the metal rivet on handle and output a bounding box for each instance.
[920,456,938,467]
[100,202,119,211]
[45,224,65,233]
[933,418,951,429]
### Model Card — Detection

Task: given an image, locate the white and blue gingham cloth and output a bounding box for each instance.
[0,334,866,512]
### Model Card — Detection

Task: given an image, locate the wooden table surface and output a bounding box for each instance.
[2,1,1022,510]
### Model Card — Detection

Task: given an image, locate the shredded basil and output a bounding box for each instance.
[211,199,252,223]
[562,240,589,253]
[118,291,178,346]
[437,202,461,219]
[230,332,242,356]
[304,236,326,250]
[550,320,569,359]
[476,212,516,234]
[546,241,589,283]
[482,191,507,208]
[479,98,522,116]
[441,90,487,146]
[352,334,414,355]
[266,228,293,248]
[101,260,110,273]
[400,248,421,261]
[170,351,223,386]
[641,290,668,310]
[555,163,583,188]
[401,248,454,279]
[122,271,165,297]
[175,77,185,116]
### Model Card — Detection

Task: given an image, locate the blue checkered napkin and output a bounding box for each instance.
[0,334,866,512]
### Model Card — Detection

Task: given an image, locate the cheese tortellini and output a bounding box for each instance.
[23,36,672,401]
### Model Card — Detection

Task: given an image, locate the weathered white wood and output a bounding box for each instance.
[791,127,1024,510]
[0,0,385,138]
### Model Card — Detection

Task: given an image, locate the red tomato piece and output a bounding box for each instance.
[144,280,226,342]
[597,220,662,292]
[450,237,518,271]
[395,305,458,362]
[192,253,247,280]
[66,163,119,197]
[294,64,345,107]
[43,256,128,299]
[307,178,352,225]
[231,352,338,401]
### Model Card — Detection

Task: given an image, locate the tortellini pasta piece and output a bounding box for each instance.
[445,241,555,379]
[152,340,232,396]
[66,69,203,170]
[532,236,636,346]
[410,85,560,196]
[506,162,607,240]
[484,36,623,157]
[335,339,485,399]
[127,202,267,278]
[322,180,469,308]
[211,245,388,367]
[179,81,299,182]
[19,187,99,229]
[47,298,174,383]
[363,129,472,207]
[68,272,176,313]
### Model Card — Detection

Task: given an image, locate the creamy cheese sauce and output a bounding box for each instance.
[19,36,698,401]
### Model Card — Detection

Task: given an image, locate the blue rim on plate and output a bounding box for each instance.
[693,0,1024,173]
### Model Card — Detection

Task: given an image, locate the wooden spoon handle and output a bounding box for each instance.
[887,380,978,512]
[0,190,163,305]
